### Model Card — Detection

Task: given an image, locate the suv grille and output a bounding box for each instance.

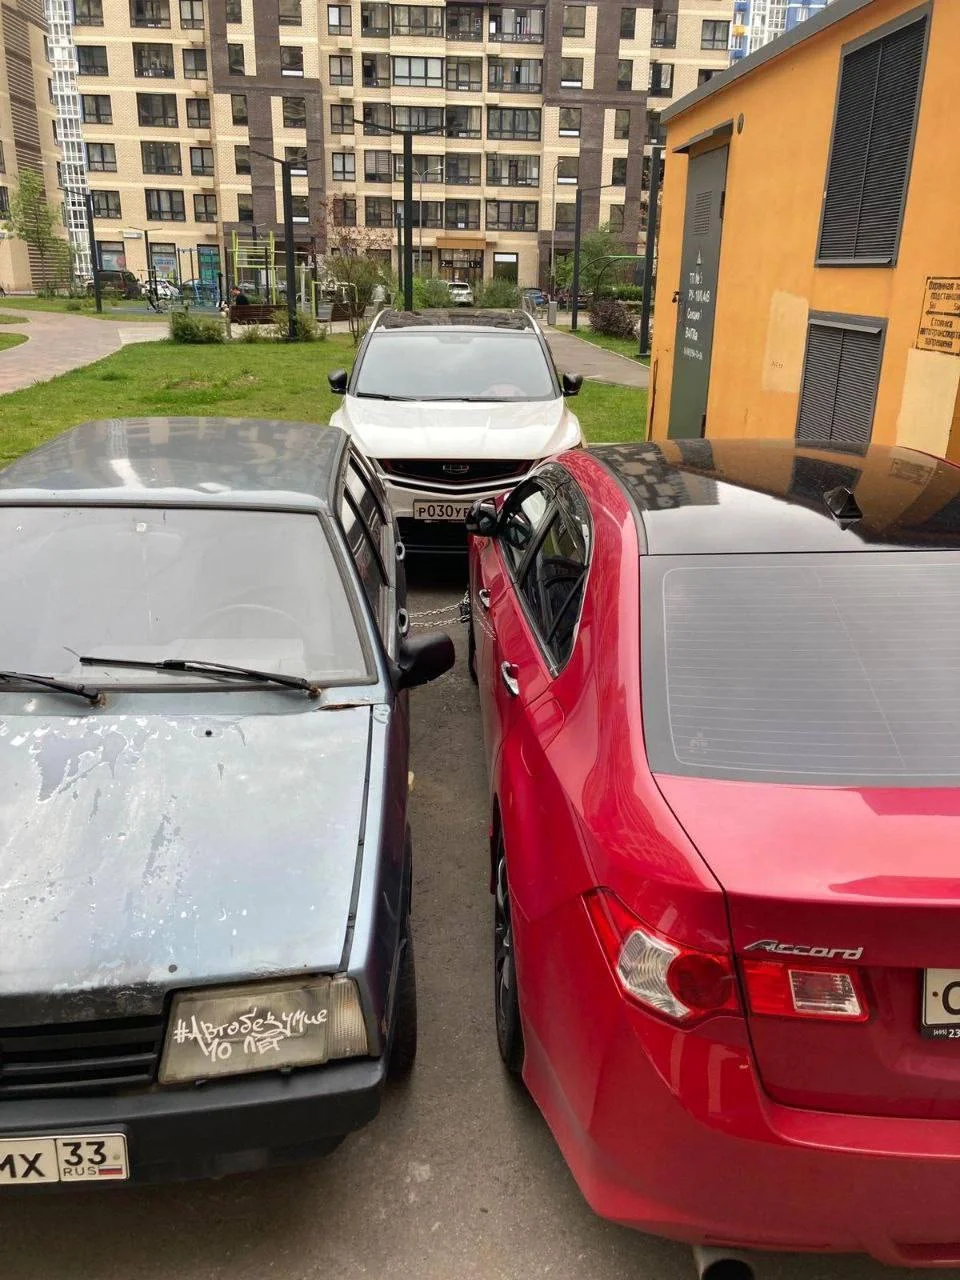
[381,459,530,486]
[0,1016,165,1099]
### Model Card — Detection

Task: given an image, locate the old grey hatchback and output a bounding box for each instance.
[0,416,453,1186]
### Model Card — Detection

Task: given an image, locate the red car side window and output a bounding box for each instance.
[518,510,587,667]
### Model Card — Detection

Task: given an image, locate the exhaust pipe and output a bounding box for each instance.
[692,1246,756,1280]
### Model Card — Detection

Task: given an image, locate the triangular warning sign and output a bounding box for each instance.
[696,248,703,265]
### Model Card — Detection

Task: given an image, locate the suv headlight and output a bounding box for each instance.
[159,976,369,1085]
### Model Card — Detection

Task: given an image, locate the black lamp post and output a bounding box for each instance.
[249,147,325,341]
[83,193,102,314]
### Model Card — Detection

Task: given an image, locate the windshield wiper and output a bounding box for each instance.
[354,392,417,401]
[78,656,321,696]
[0,670,103,706]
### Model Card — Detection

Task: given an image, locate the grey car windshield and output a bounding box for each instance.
[0,507,368,683]
[354,332,556,401]
[641,552,960,786]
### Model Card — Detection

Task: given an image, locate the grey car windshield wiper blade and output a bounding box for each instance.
[353,392,417,401]
[78,655,320,696]
[0,670,103,705]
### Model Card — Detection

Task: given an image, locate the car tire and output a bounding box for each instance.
[388,918,418,1080]
[494,829,524,1077]
[467,612,478,684]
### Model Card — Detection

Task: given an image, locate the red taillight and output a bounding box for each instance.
[584,889,738,1024]
[741,958,868,1022]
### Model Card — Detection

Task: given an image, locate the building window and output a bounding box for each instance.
[608,203,625,233]
[614,108,630,139]
[281,46,304,75]
[86,142,116,171]
[818,13,927,265]
[560,57,582,88]
[77,45,108,75]
[187,97,210,127]
[330,103,354,133]
[364,103,390,134]
[137,92,178,126]
[392,56,443,88]
[91,190,121,218]
[558,106,580,136]
[489,56,542,92]
[487,106,540,140]
[649,61,672,96]
[554,202,575,231]
[447,58,482,91]
[130,0,170,26]
[391,5,444,36]
[796,315,885,447]
[619,6,635,39]
[617,58,633,90]
[227,43,245,75]
[647,108,665,145]
[283,95,306,127]
[486,153,539,186]
[238,193,253,221]
[489,5,544,43]
[486,200,537,231]
[328,4,350,32]
[289,195,309,222]
[395,154,443,181]
[279,0,302,24]
[191,145,214,175]
[285,146,308,174]
[146,188,185,221]
[362,53,390,87]
[334,152,357,180]
[360,2,389,34]
[611,156,627,185]
[133,42,174,76]
[179,0,203,28]
[0,142,6,173]
[445,199,480,230]
[698,68,716,86]
[333,196,357,226]
[365,196,393,227]
[561,4,585,37]
[73,0,104,25]
[447,4,482,41]
[446,153,481,185]
[557,156,578,184]
[231,93,248,124]
[183,48,206,78]
[194,193,217,222]
[82,93,112,123]
[329,54,352,84]
[225,0,241,19]
[446,105,481,138]
[394,199,442,228]
[364,150,390,181]
[652,11,676,47]
[700,19,730,50]
[0,187,8,217]
[141,140,181,173]
[393,105,443,131]
[233,144,251,174]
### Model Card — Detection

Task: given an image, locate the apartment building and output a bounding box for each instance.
[14,0,732,292]
[730,0,835,59]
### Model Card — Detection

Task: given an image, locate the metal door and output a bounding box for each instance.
[668,145,728,439]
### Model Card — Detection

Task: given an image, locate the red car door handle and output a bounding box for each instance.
[500,662,520,697]
[477,588,491,611]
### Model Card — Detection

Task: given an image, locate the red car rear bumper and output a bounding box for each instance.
[519,902,960,1269]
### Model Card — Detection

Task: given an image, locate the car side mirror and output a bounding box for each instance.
[562,373,583,397]
[328,369,348,394]
[465,498,499,537]
[394,632,455,691]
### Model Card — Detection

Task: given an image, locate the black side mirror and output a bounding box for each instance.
[394,632,455,691]
[562,373,583,397]
[465,498,499,537]
[328,369,348,394]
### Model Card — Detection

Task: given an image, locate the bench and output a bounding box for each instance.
[229,304,276,325]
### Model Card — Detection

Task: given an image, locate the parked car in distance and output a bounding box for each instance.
[85,269,141,299]
[0,417,453,1186]
[467,437,960,1269]
[522,288,546,309]
[446,280,474,307]
[144,278,181,301]
[328,309,583,553]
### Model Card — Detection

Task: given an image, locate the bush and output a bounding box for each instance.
[270,309,321,341]
[65,299,85,312]
[589,298,638,340]
[240,324,264,343]
[601,284,644,302]
[476,278,521,309]
[169,310,225,344]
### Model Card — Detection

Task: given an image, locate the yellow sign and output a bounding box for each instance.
[917,276,960,356]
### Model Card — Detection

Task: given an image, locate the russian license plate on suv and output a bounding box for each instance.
[412,500,472,523]
[922,970,960,1039]
[0,1134,129,1184]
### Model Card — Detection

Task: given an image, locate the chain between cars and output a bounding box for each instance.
[407,592,471,630]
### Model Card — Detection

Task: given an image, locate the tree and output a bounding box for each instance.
[4,168,66,294]
[322,221,394,344]
[555,223,632,298]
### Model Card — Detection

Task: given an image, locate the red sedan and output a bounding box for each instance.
[467,438,960,1271]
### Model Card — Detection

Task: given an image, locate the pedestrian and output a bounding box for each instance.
[233,286,250,307]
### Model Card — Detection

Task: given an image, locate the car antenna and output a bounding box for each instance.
[822,485,863,528]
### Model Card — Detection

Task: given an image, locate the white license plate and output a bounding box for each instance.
[0,1133,129,1185]
[922,970,960,1039]
[412,500,472,523]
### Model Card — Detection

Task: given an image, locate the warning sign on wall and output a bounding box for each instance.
[916,277,960,356]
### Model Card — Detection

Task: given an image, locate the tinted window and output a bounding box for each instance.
[0,507,367,682]
[519,512,585,665]
[354,332,555,401]
[500,480,550,571]
[642,552,960,785]
[341,460,387,615]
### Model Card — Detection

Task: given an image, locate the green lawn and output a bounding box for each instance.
[0,297,166,322]
[0,333,27,353]
[0,313,28,325]
[0,336,647,467]
[568,327,651,365]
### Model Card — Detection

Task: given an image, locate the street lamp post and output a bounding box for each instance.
[549,158,560,297]
[83,193,102,314]
[414,163,443,272]
[249,147,325,340]
[638,145,663,358]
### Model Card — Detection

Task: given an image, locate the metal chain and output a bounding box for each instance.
[408,591,471,629]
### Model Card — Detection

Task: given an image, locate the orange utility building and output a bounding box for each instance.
[648,0,960,461]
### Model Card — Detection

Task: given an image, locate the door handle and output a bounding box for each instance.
[477,588,491,612]
[500,662,520,697]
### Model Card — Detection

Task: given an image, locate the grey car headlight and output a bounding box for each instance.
[158,976,369,1085]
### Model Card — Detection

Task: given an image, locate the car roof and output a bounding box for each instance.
[0,417,349,511]
[372,308,536,333]
[590,439,960,554]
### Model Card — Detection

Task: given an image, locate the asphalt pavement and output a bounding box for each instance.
[0,564,954,1280]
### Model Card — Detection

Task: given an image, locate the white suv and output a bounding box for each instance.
[328,310,583,552]
[446,280,474,307]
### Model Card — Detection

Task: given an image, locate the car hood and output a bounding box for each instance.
[332,395,582,460]
[0,706,372,1024]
